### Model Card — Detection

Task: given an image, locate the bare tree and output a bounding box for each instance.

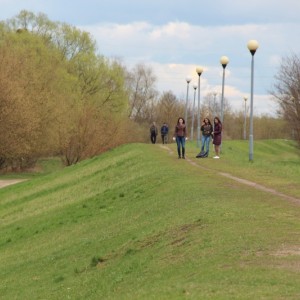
[156,91,182,127]
[126,63,158,123]
[271,54,300,144]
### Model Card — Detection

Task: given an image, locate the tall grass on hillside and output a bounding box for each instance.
[0,142,300,299]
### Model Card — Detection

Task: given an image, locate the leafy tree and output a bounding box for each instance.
[0,30,76,170]
[0,11,130,169]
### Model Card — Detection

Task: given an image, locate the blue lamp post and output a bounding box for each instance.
[184,77,192,130]
[190,84,197,141]
[220,56,229,125]
[247,40,259,162]
[196,67,203,148]
[213,92,217,119]
[243,96,248,140]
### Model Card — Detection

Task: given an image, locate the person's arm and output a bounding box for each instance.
[201,123,205,132]
[214,124,222,135]
[173,126,177,140]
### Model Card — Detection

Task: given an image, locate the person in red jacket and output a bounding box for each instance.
[173,117,187,159]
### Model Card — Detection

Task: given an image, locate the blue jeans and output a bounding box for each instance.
[201,135,211,153]
[176,136,186,157]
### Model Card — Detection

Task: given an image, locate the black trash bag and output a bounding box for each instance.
[196,150,208,158]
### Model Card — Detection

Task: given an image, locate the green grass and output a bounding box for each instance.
[186,139,300,198]
[0,140,300,299]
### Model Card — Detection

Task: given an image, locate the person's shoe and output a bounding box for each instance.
[178,156,181,159]
[213,156,220,159]
[182,156,185,159]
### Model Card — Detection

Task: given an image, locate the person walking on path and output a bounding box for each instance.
[160,122,169,144]
[212,117,222,159]
[173,117,187,159]
[150,122,158,144]
[200,118,213,156]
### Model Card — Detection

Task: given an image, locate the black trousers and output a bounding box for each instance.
[161,134,167,144]
[151,133,157,144]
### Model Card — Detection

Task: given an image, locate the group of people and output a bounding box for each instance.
[150,117,222,159]
[150,122,169,144]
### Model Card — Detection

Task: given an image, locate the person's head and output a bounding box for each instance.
[214,117,221,124]
[177,117,185,124]
[203,118,211,125]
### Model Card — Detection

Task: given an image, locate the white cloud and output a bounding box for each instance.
[80,19,300,116]
[1,0,298,117]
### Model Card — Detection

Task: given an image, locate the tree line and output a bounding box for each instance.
[0,11,298,172]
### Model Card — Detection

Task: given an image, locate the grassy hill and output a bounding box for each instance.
[0,140,300,299]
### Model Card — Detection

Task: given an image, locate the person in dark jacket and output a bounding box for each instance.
[212,117,222,159]
[173,117,187,159]
[200,118,213,156]
[150,122,158,144]
[160,122,169,144]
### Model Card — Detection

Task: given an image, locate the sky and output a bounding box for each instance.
[1,0,300,116]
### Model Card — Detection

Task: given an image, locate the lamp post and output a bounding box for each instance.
[196,67,203,148]
[243,96,248,140]
[247,40,259,162]
[220,56,229,125]
[213,92,217,119]
[185,77,192,130]
[190,84,197,141]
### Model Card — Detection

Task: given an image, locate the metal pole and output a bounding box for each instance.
[197,74,201,147]
[220,67,225,125]
[213,92,217,119]
[184,79,191,130]
[243,98,247,140]
[249,55,255,161]
[190,86,197,141]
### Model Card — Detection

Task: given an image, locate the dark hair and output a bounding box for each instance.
[203,118,211,125]
[177,117,185,124]
[214,117,222,125]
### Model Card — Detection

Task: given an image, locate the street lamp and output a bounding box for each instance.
[185,77,192,130]
[243,96,248,140]
[196,66,203,148]
[190,84,197,141]
[220,56,229,125]
[213,92,217,119]
[247,40,259,162]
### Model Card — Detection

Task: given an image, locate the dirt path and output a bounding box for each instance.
[0,179,27,189]
[160,145,300,206]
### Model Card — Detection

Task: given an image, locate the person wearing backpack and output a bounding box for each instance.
[150,122,158,144]
[160,122,169,144]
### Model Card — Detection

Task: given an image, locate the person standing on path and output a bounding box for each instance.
[212,117,222,159]
[160,122,169,144]
[200,118,213,156]
[150,122,158,144]
[173,117,187,159]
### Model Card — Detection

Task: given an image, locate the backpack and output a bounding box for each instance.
[161,125,168,135]
[196,150,208,158]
